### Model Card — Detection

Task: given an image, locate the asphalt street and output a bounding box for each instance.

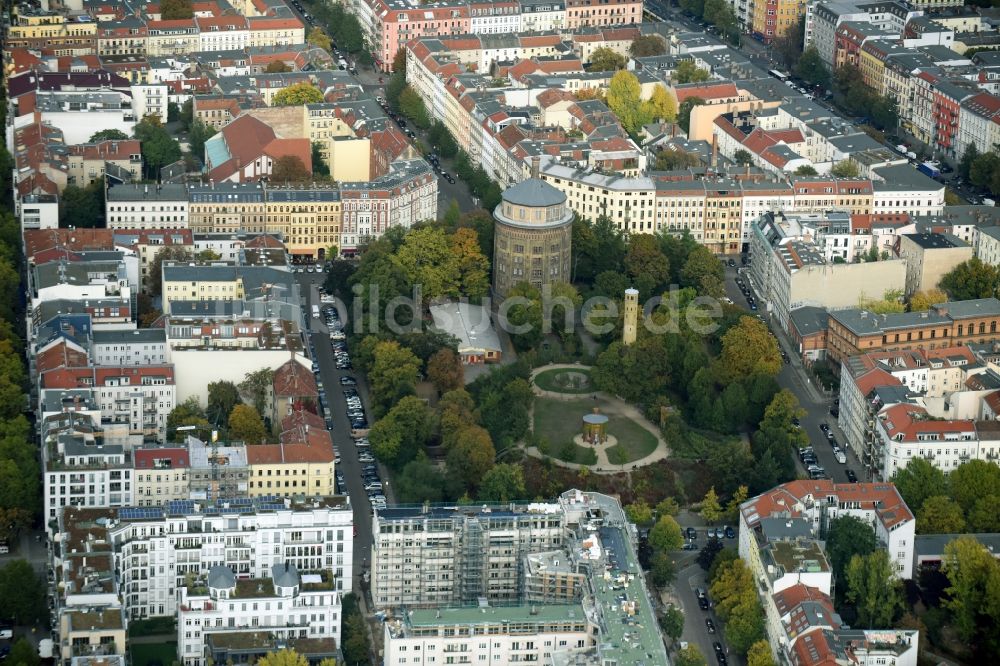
[722,265,859,483]
[295,269,382,602]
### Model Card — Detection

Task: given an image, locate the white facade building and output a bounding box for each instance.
[177,563,342,666]
[518,0,566,32]
[92,329,169,366]
[110,496,353,620]
[130,84,170,123]
[106,184,190,230]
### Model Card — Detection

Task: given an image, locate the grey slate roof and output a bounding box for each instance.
[208,565,237,590]
[500,178,565,208]
[92,328,167,345]
[936,297,1000,319]
[271,562,299,588]
[789,306,830,337]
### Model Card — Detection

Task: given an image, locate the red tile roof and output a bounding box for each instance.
[245,440,333,464]
[272,359,317,398]
[743,479,914,531]
[24,229,116,262]
[134,447,190,469]
[674,81,738,103]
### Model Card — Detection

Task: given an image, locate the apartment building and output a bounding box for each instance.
[380,490,668,666]
[372,502,566,609]
[177,563,341,666]
[91,328,169,366]
[7,8,97,55]
[41,412,133,523]
[58,608,127,665]
[739,480,916,580]
[826,298,1000,364]
[133,447,190,506]
[160,263,297,315]
[67,140,143,187]
[52,495,353,624]
[112,228,195,293]
[896,232,973,296]
[749,211,907,332]
[146,19,200,56]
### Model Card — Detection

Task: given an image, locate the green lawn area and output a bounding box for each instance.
[533,396,658,465]
[130,642,177,666]
[128,617,176,637]
[533,367,593,394]
[605,415,659,463]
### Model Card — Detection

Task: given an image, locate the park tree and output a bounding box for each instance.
[450,227,490,298]
[700,486,723,524]
[626,500,654,525]
[89,128,129,142]
[393,226,459,301]
[657,497,681,517]
[678,97,706,133]
[845,550,904,628]
[794,165,819,176]
[747,641,776,666]
[228,404,267,444]
[134,115,182,179]
[273,82,324,106]
[206,380,242,425]
[648,84,677,122]
[478,463,527,502]
[830,160,859,178]
[675,645,708,666]
[257,649,308,666]
[588,46,626,72]
[794,46,829,88]
[6,639,39,666]
[648,515,684,553]
[427,347,464,394]
[909,288,947,312]
[825,516,877,583]
[369,340,421,416]
[940,258,1000,300]
[917,495,966,534]
[710,558,756,619]
[396,454,447,503]
[970,151,1000,193]
[630,34,666,57]
[370,396,435,468]
[446,424,496,490]
[718,316,782,382]
[270,155,311,182]
[625,233,670,297]
[681,245,725,297]
[650,550,677,587]
[160,0,194,19]
[674,59,710,84]
[891,456,948,512]
[307,27,331,52]
[503,282,544,352]
[607,70,651,135]
[949,459,1000,514]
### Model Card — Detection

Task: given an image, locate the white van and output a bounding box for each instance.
[836,450,847,464]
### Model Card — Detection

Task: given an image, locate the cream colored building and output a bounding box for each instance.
[59,609,127,664]
[246,444,335,497]
[539,158,657,234]
[146,20,199,56]
[897,232,973,296]
[161,264,244,314]
[329,138,372,182]
[188,183,267,234]
[975,226,1000,267]
[8,10,97,56]
[133,447,190,506]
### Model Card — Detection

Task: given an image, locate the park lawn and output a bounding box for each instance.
[130,642,178,666]
[605,415,659,463]
[533,397,594,445]
[533,367,593,394]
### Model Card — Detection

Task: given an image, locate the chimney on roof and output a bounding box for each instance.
[531,155,540,179]
[711,136,718,168]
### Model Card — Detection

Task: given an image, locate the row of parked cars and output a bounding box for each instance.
[353,435,386,510]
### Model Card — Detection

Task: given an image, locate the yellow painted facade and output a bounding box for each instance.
[247,459,335,497]
[8,11,97,56]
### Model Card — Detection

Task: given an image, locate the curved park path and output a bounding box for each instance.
[524,364,671,474]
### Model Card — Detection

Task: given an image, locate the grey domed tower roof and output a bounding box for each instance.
[500,178,566,208]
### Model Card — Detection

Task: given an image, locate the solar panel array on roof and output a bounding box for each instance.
[120,507,164,520]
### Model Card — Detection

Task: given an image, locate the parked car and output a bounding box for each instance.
[724,526,736,539]
[705,618,716,634]
[686,527,697,540]
[682,543,699,551]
